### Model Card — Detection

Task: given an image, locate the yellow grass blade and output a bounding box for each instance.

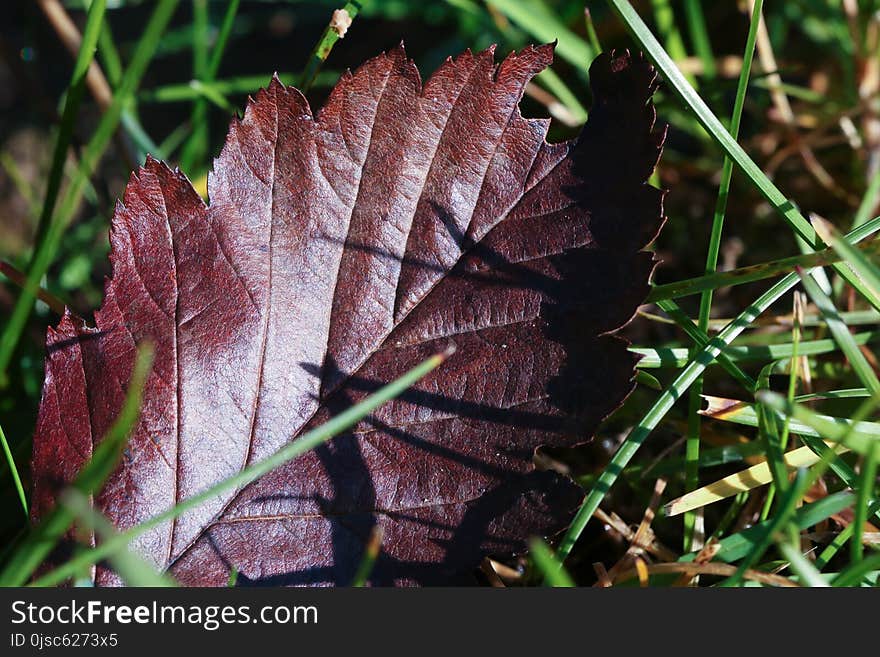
[664,442,850,516]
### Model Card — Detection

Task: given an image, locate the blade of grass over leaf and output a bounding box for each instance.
[60,489,177,587]
[529,538,574,587]
[0,343,154,587]
[31,0,107,253]
[0,421,27,519]
[0,0,179,385]
[300,2,361,93]
[30,349,450,587]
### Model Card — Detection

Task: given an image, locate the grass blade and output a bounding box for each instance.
[777,541,829,587]
[853,168,880,229]
[485,0,594,70]
[683,0,715,80]
[300,2,362,93]
[832,551,880,586]
[178,0,241,173]
[814,498,880,570]
[663,442,845,517]
[651,0,695,87]
[558,216,880,559]
[608,0,815,245]
[797,267,880,396]
[60,489,177,587]
[0,343,154,587]
[853,443,878,562]
[755,362,789,500]
[557,269,804,562]
[206,0,241,79]
[178,0,210,172]
[633,329,880,369]
[655,298,755,391]
[703,394,880,448]
[0,0,179,384]
[0,421,27,519]
[647,230,880,302]
[679,491,854,564]
[718,468,810,587]
[529,537,574,587]
[760,391,880,458]
[350,526,383,587]
[812,214,880,311]
[31,0,107,252]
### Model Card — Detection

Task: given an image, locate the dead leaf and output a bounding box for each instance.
[32,44,664,585]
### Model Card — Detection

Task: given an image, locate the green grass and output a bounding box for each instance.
[2,0,880,587]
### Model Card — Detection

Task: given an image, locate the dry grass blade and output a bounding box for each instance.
[606,479,670,581]
[593,507,678,562]
[614,561,799,587]
[664,441,848,517]
[37,0,113,109]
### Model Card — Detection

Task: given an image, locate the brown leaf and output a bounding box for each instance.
[32,44,665,585]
